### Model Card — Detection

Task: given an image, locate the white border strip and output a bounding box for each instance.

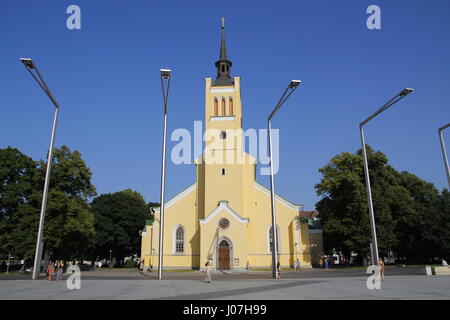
[254,182,301,211]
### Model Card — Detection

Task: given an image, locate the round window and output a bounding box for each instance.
[219,218,230,230]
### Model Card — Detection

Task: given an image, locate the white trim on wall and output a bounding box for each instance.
[210,116,236,121]
[199,200,249,224]
[254,182,301,211]
[210,88,235,93]
[154,183,196,213]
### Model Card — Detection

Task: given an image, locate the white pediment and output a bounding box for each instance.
[199,200,249,225]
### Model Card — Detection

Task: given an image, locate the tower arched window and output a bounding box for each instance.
[214,99,218,116]
[229,98,233,115]
[175,226,184,253]
[221,98,226,116]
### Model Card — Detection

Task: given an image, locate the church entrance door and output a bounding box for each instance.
[218,240,231,270]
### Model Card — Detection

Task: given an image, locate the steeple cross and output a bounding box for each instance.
[221,17,226,29]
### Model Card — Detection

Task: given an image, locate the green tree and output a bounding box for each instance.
[0,146,96,261]
[91,189,150,264]
[0,147,37,256]
[316,146,411,264]
[147,202,159,223]
[421,189,450,262]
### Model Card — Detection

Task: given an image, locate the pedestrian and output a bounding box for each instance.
[97,260,102,270]
[203,260,212,283]
[276,262,281,279]
[47,263,54,281]
[246,261,250,272]
[56,261,64,282]
[323,258,329,269]
[379,258,385,281]
[295,259,301,272]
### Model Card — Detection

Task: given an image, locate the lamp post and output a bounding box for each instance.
[438,124,450,189]
[268,80,301,278]
[6,254,11,274]
[158,69,171,280]
[20,58,60,280]
[359,88,414,267]
[295,243,298,262]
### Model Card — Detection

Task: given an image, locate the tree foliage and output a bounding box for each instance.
[316,145,449,264]
[91,189,151,261]
[0,146,96,261]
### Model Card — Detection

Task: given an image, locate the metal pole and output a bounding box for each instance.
[268,118,279,278]
[267,80,301,279]
[158,72,170,280]
[32,105,59,280]
[438,124,450,189]
[6,254,11,274]
[360,126,380,267]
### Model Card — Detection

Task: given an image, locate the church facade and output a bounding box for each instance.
[140,22,313,271]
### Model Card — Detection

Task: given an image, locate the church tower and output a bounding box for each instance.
[196,18,255,220]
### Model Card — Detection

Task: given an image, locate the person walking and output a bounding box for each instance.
[203,260,212,283]
[47,263,55,281]
[295,259,301,272]
[246,261,250,273]
[276,262,281,279]
[56,261,64,282]
[379,258,385,281]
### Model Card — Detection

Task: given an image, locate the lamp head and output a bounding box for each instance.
[20,58,34,69]
[289,80,301,89]
[400,88,414,97]
[160,69,171,79]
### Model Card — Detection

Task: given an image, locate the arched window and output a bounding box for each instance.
[175,226,184,253]
[229,98,233,115]
[268,225,280,253]
[221,98,226,116]
[214,99,218,116]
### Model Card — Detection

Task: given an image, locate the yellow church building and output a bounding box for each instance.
[140,22,313,271]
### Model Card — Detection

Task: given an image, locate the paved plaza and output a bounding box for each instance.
[0,268,449,300]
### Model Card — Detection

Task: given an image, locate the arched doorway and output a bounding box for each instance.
[217,239,231,270]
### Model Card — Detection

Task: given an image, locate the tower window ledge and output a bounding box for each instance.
[210,116,235,121]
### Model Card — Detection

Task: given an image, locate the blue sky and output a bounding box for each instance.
[2,0,449,210]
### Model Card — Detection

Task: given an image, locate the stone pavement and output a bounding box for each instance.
[0,269,449,300]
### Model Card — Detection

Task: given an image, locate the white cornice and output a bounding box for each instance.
[154,183,196,212]
[254,182,301,211]
[210,116,236,121]
[199,200,249,224]
[210,88,235,93]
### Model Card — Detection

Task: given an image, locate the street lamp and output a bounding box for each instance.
[158,68,171,280]
[359,88,414,267]
[20,58,60,280]
[268,80,301,279]
[438,123,450,189]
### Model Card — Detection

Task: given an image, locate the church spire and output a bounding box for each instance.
[212,17,233,87]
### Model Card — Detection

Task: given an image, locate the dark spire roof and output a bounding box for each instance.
[212,17,234,87]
